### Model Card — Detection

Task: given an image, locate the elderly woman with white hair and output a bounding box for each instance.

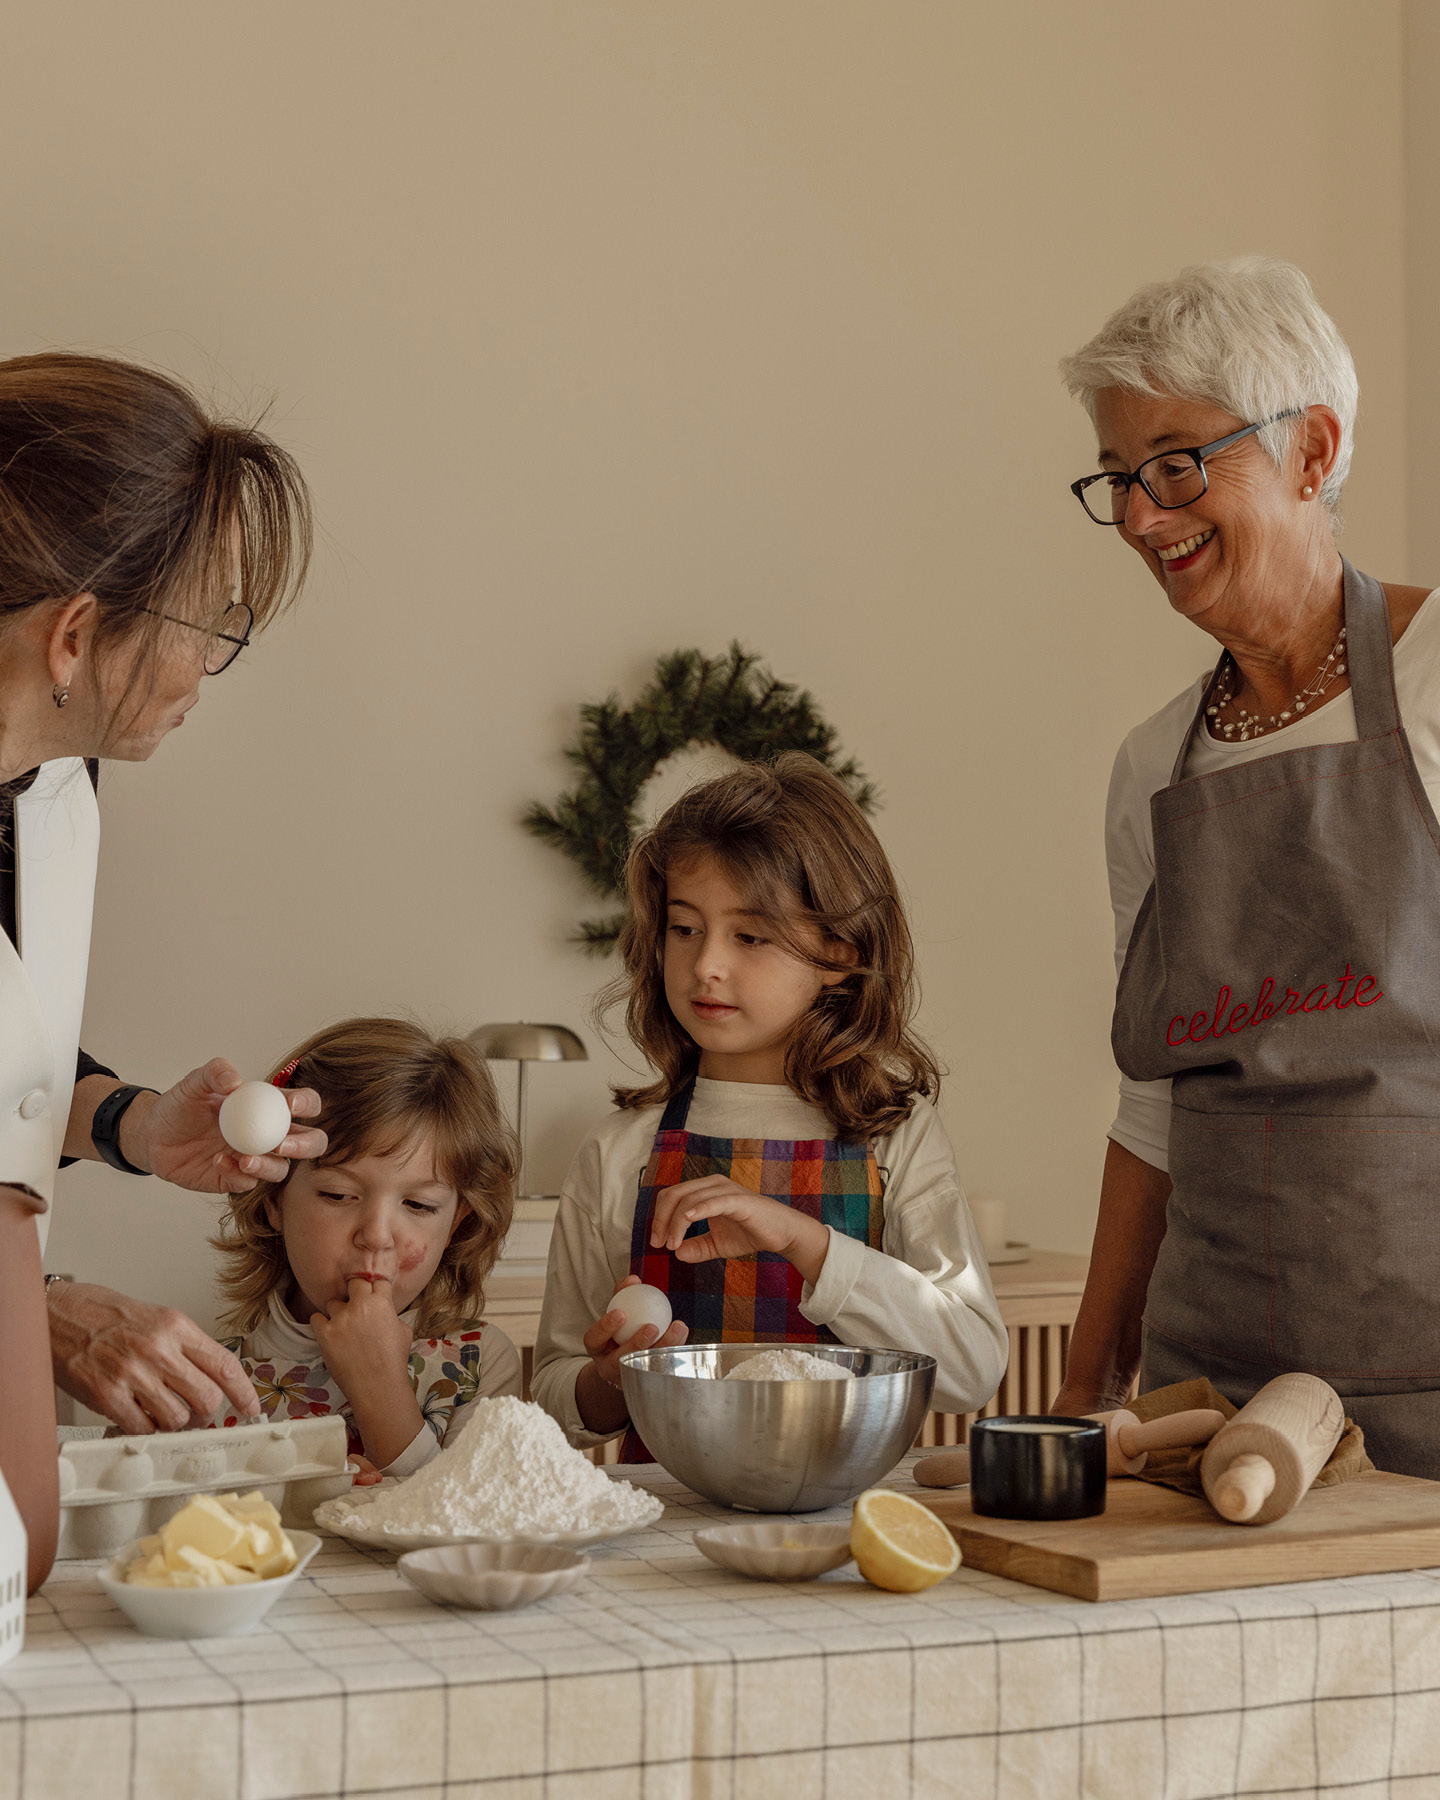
[1051,256,1440,1475]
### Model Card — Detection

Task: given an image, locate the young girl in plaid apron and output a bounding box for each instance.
[206,1017,521,1477]
[532,754,1007,1456]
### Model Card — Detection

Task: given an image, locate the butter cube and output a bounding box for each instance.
[124,1490,298,1587]
[125,1550,170,1585]
[229,1523,263,1571]
[228,1491,283,1525]
[169,1545,228,1586]
[161,1494,246,1566]
[246,1521,296,1580]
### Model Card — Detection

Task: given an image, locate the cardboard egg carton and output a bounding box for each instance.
[56,1414,352,1560]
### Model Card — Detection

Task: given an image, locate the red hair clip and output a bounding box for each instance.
[271,1057,302,1090]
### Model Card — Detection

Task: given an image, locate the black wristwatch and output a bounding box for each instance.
[90,1084,157,1175]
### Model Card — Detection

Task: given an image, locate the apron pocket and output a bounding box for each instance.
[1151,1107,1440,1382]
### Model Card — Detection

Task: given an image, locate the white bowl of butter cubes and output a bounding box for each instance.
[99,1490,320,1638]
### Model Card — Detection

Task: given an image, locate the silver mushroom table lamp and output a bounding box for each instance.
[466,1022,587,1200]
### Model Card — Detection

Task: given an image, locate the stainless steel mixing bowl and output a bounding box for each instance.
[618,1343,936,1513]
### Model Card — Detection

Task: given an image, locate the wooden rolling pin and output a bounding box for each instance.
[913,1449,970,1488]
[1086,1407,1226,1476]
[1199,1373,1344,1525]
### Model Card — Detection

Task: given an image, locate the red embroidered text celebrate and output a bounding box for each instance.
[1166,963,1384,1049]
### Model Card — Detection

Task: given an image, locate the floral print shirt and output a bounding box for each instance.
[209,1289,522,1476]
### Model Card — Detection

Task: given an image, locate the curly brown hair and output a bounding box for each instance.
[603,752,941,1140]
[212,1018,517,1338]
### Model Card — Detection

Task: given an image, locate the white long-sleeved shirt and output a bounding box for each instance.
[530,1078,1008,1445]
[1107,586,1440,1170]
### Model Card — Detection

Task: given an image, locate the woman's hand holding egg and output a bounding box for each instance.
[128,1058,327,1193]
[218,1081,293,1157]
[650,1176,831,1287]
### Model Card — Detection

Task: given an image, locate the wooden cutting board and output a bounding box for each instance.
[916,1471,1440,1602]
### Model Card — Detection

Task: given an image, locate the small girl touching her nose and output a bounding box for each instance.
[209,1017,520,1477]
[532,753,1008,1456]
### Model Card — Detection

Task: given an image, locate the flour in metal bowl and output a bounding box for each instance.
[315,1397,663,1542]
[723,1348,855,1382]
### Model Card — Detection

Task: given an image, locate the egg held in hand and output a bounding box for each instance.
[608,1283,673,1342]
[218,1081,294,1157]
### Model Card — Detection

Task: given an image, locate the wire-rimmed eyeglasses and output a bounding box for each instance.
[1070,409,1305,526]
[144,601,254,674]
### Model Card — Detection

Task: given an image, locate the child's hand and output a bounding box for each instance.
[582,1274,690,1390]
[311,1276,426,1472]
[348,1454,384,1487]
[650,1177,831,1286]
[309,1276,414,1394]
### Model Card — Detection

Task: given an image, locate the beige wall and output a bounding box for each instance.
[7,2,1414,1331]
[1406,0,1440,580]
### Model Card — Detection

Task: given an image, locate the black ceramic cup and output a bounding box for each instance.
[969,1415,1107,1520]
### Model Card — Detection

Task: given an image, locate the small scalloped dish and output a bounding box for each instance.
[694,1521,854,1581]
[397,1542,589,1610]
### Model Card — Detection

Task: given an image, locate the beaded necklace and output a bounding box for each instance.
[1206,626,1348,743]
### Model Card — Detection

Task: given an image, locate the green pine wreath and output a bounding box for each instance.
[524,643,877,953]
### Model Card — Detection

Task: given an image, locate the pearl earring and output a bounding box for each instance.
[1303,486,1314,497]
[51,684,70,709]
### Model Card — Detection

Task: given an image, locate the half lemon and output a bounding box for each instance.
[850,1489,961,1593]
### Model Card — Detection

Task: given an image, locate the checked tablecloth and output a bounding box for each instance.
[6,1455,1440,1799]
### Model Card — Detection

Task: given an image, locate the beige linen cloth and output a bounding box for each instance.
[1127,1378,1373,1495]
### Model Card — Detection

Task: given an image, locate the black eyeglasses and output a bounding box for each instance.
[1070,409,1305,526]
[145,601,253,674]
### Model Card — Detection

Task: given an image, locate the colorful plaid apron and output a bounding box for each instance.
[619,1079,884,1461]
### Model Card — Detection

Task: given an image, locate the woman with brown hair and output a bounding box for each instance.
[531,753,1007,1454]
[0,352,320,1584]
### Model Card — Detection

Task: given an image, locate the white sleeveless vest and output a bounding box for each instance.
[1,759,100,1253]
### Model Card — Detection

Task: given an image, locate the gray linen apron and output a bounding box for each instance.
[1113,559,1440,1476]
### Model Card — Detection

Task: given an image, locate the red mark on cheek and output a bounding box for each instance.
[399,1245,427,1274]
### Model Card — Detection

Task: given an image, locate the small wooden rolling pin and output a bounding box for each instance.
[1086,1407,1226,1476]
[1199,1372,1345,1525]
[913,1448,970,1488]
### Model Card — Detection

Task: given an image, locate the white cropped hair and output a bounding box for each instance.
[1059,255,1358,513]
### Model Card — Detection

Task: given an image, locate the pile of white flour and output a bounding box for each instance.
[316,1397,663,1540]
[724,1348,855,1382]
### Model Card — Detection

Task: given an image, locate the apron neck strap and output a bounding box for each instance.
[1341,558,1400,739]
[658,1078,697,1133]
[1169,558,1396,784]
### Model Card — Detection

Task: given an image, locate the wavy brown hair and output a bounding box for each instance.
[604,752,941,1139]
[0,351,311,742]
[213,1018,517,1338]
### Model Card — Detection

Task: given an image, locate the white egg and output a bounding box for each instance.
[218,1081,294,1157]
[608,1283,673,1342]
